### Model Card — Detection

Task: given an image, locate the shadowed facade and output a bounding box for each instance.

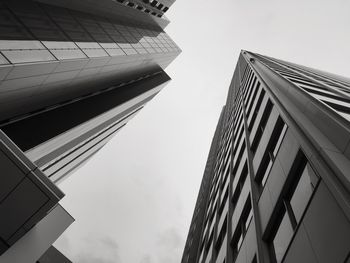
[0,0,180,261]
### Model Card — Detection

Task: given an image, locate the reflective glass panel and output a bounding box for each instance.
[245,207,253,230]
[273,211,294,263]
[290,164,317,222]
[2,50,55,63]
[50,49,87,60]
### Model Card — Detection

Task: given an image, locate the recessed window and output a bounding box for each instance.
[232,163,248,210]
[251,99,273,154]
[256,116,287,188]
[218,187,228,216]
[248,89,265,131]
[290,163,318,222]
[273,208,294,263]
[270,152,319,263]
[215,216,227,252]
[231,197,253,259]
[246,82,261,117]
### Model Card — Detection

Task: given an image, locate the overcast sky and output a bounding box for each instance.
[55,0,350,262]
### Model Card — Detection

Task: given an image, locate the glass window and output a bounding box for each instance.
[237,232,243,250]
[105,48,125,56]
[251,99,273,154]
[261,156,273,187]
[2,50,56,63]
[271,153,319,263]
[290,163,317,222]
[50,49,87,60]
[245,206,253,230]
[82,48,108,58]
[273,123,287,157]
[0,53,9,65]
[123,49,138,55]
[273,210,294,263]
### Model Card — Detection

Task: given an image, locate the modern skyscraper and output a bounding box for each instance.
[0,0,180,261]
[181,51,350,263]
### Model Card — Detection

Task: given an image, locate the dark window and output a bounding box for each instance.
[218,187,228,216]
[247,82,261,117]
[221,164,230,190]
[251,99,273,154]
[206,230,214,253]
[244,77,257,105]
[215,216,227,252]
[256,117,287,188]
[270,152,319,263]
[232,163,248,210]
[231,197,253,259]
[248,88,265,131]
[232,143,246,176]
[273,208,294,263]
[163,7,169,12]
[127,2,135,7]
[290,163,318,222]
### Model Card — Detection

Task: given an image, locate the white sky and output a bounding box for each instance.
[55,0,350,262]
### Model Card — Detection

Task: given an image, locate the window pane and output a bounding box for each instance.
[245,207,253,230]
[261,156,273,187]
[50,49,87,60]
[237,232,243,250]
[273,123,287,157]
[273,211,294,263]
[2,50,55,63]
[0,53,9,65]
[290,163,317,222]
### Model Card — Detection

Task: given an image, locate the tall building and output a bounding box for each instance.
[181,51,350,263]
[0,0,180,261]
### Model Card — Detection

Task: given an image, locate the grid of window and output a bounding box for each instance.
[258,56,350,123]
[0,1,180,65]
[104,0,168,18]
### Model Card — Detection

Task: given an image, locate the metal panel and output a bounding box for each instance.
[0,205,74,263]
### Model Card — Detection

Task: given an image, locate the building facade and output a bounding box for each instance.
[0,0,179,261]
[181,51,350,263]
